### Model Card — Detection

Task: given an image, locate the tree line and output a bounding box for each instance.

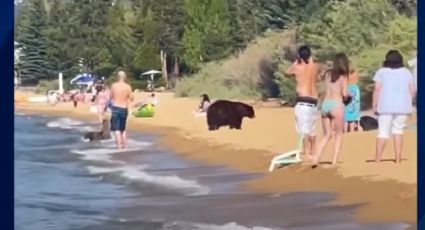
[15,0,417,95]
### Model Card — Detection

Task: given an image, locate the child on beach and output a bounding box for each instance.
[193,94,211,117]
[134,93,158,108]
[344,70,361,132]
[312,53,351,168]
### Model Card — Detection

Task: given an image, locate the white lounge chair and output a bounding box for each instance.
[268,136,303,172]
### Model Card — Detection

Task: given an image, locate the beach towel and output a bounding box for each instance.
[344,84,360,122]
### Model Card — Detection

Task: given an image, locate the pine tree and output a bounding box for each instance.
[150,0,185,58]
[227,0,262,52]
[150,0,185,83]
[181,0,205,70]
[106,0,136,71]
[45,0,78,78]
[202,0,233,61]
[66,0,113,74]
[16,0,51,81]
[133,8,161,70]
[182,0,232,70]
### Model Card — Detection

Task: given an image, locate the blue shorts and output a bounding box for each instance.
[110,106,128,132]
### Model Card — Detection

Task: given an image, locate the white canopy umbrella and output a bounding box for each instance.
[141,70,162,82]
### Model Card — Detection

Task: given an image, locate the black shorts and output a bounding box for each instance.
[110,106,128,132]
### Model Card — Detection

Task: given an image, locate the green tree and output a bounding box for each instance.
[104,0,136,73]
[45,0,79,78]
[227,0,263,51]
[66,0,113,74]
[16,0,51,81]
[181,0,206,70]
[299,0,397,60]
[150,0,185,58]
[182,0,232,70]
[202,0,232,60]
[132,8,161,71]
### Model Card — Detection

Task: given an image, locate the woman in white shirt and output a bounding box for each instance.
[373,50,416,164]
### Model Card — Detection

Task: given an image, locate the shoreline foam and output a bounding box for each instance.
[15,92,417,225]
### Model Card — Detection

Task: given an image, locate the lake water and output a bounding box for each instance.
[14,114,408,230]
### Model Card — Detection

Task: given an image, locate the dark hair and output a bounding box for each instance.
[383,50,404,69]
[297,45,311,64]
[95,84,104,94]
[330,53,350,83]
[200,94,210,103]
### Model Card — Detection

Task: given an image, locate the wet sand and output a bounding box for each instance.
[15,91,417,226]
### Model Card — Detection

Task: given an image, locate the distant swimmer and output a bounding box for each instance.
[284,45,321,159]
[110,71,134,149]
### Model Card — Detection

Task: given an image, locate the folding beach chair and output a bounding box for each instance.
[268,135,303,172]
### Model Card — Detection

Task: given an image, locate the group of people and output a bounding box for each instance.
[86,70,163,149]
[285,46,416,167]
[87,46,416,158]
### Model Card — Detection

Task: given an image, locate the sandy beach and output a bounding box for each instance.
[15,91,417,226]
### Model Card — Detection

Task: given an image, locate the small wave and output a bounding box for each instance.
[46,118,83,129]
[70,139,152,164]
[15,112,26,116]
[85,165,210,196]
[70,147,140,164]
[97,139,154,148]
[71,147,143,156]
[76,126,97,132]
[86,165,148,174]
[162,221,279,230]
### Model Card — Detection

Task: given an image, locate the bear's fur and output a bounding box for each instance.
[360,116,378,131]
[83,119,111,141]
[206,100,255,131]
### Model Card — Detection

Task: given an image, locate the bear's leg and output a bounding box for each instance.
[235,117,243,129]
[208,125,215,131]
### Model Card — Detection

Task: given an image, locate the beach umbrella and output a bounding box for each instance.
[141,70,162,82]
[70,73,94,86]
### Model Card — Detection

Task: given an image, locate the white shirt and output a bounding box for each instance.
[373,67,414,114]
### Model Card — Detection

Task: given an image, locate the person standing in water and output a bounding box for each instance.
[284,45,321,159]
[312,53,350,168]
[110,71,134,149]
[344,68,361,132]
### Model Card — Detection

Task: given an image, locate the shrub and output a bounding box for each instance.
[175,31,294,100]
[35,80,59,94]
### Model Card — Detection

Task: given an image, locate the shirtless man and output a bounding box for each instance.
[110,71,134,149]
[284,46,321,159]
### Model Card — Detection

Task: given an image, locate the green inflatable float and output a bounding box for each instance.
[134,104,155,117]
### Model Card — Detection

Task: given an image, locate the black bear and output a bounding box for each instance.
[206,100,255,131]
[359,116,378,131]
[83,119,111,141]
